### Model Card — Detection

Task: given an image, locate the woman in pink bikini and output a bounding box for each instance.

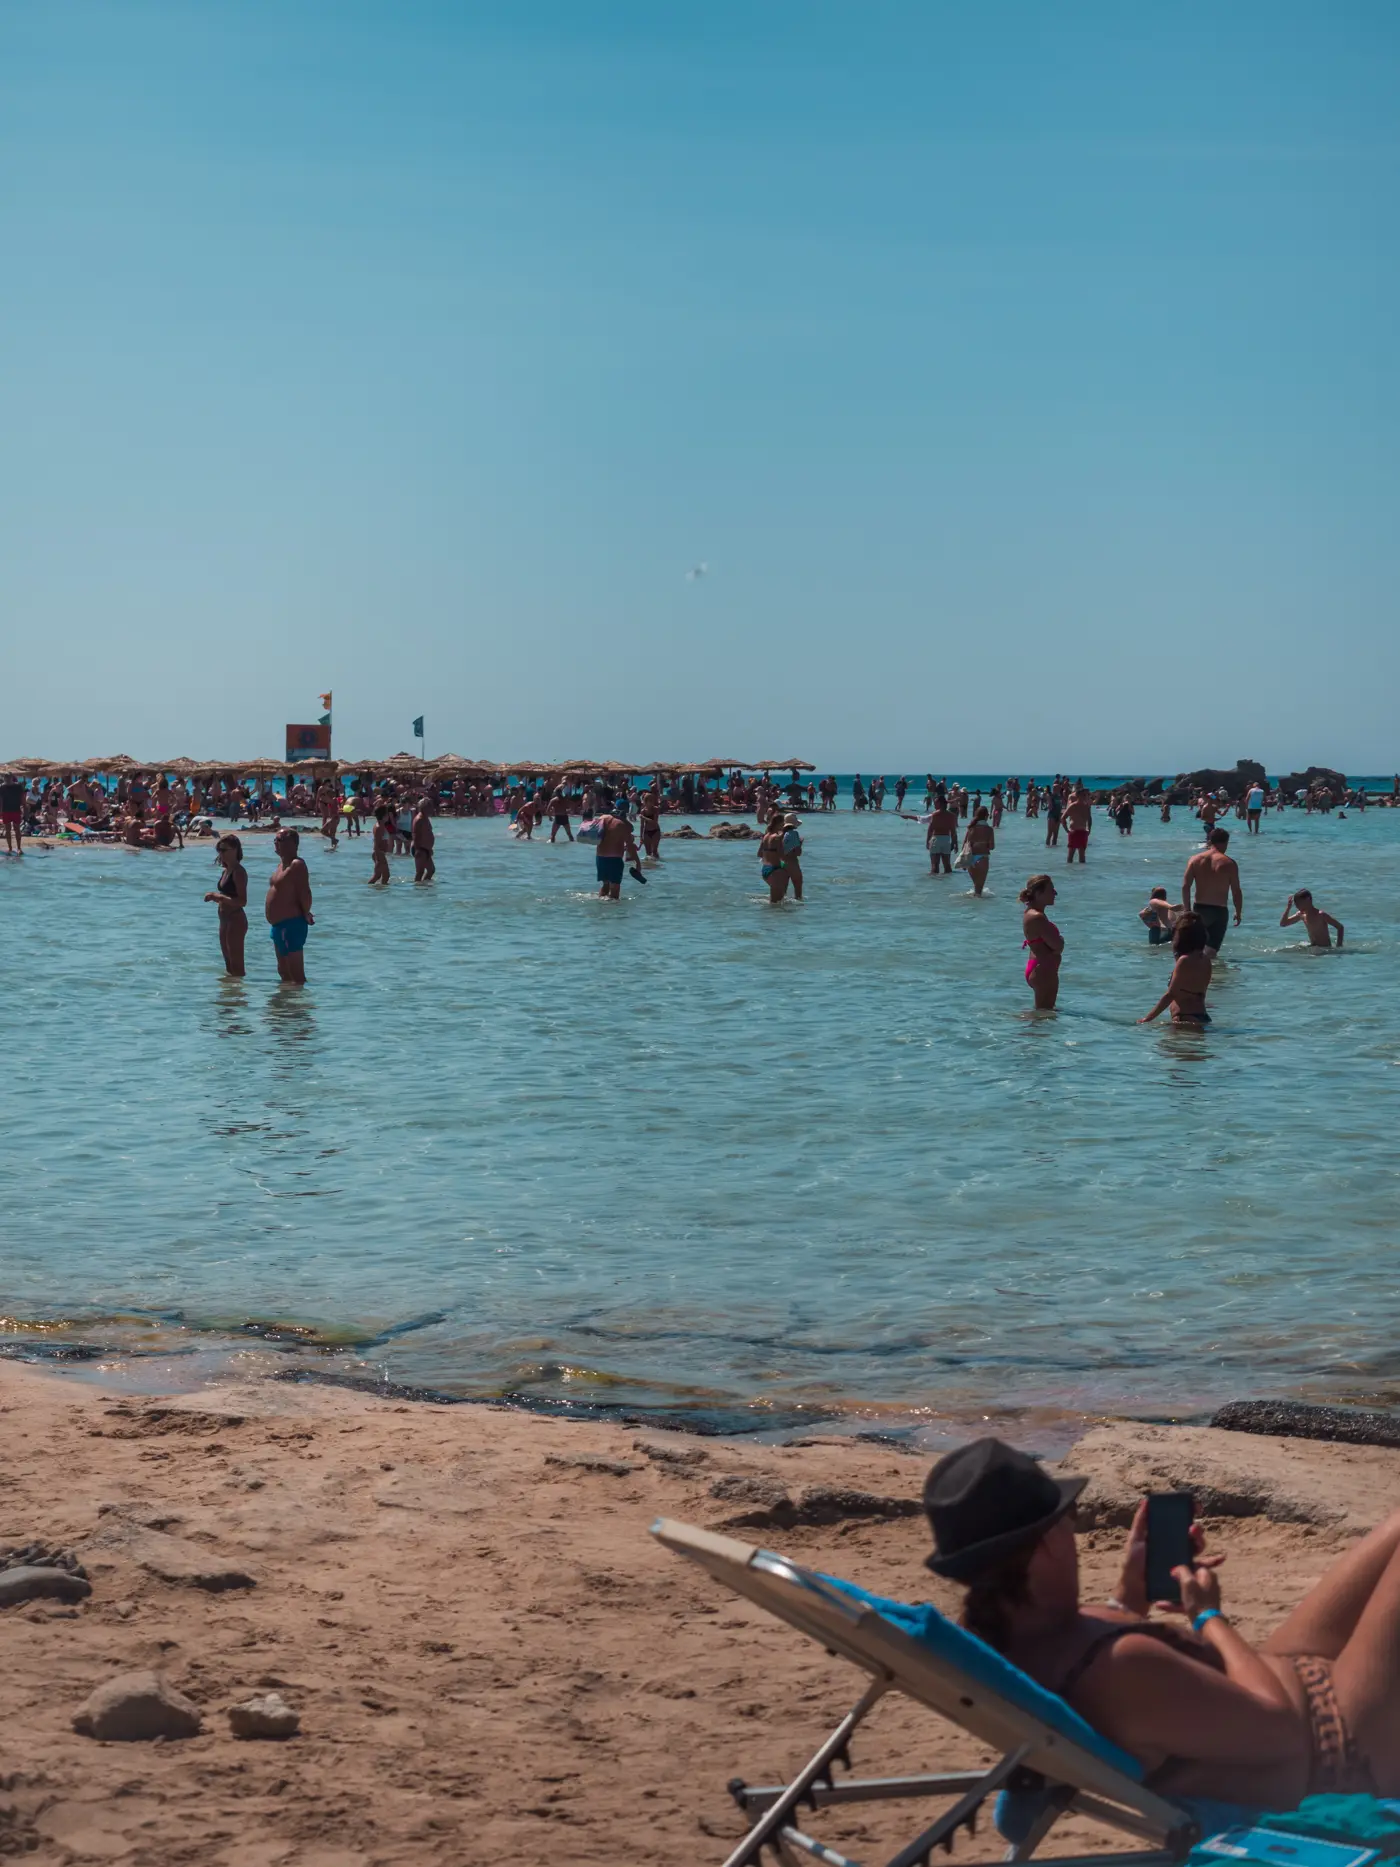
[1020,873,1063,1009]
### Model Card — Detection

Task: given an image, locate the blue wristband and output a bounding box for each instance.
[1192,1608,1223,1634]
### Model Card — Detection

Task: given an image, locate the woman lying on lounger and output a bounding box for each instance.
[924,1439,1400,1807]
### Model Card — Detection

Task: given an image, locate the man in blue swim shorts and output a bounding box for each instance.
[265,827,314,982]
[592,811,640,901]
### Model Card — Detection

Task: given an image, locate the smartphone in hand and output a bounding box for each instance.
[1144,1492,1195,1606]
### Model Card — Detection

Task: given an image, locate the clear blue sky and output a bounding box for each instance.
[4,1,1397,774]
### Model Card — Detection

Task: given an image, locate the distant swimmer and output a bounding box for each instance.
[203,833,248,977]
[1280,889,1344,948]
[266,828,313,984]
[1245,780,1267,833]
[1140,912,1212,1025]
[781,810,804,900]
[1020,874,1063,1010]
[1139,886,1177,945]
[369,805,393,885]
[593,810,640,901]
[1063,789,1092,864]
[1182,828,1241,957]
[411,794,436,883]
[961,805,995,896]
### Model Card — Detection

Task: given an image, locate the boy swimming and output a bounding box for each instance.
[1280,889,1344,948]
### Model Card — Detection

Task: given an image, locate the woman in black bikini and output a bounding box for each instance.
[204,833,248,977]
[924,1439,1400,1806]
[1140,912,1212,1025]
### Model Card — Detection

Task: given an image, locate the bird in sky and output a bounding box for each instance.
[686,562,708,581]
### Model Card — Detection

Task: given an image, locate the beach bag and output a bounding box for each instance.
[953,842,970,870]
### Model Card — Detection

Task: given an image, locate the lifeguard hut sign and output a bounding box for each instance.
[285,723,331,762]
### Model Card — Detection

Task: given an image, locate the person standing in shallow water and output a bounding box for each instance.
[204,834,248,977]
[266,828,313,984]
[1140,912,1213,1025]
[1020,874,1063,1009]
[961,805,995,896]
[411,794,436,883]
[369,806,393,886]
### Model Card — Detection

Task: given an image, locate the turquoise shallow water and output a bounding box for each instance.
[2,806,1398,1429]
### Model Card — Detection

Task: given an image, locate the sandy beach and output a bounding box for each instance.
[4,1362,1400,1866]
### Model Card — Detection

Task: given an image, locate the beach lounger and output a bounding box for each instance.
[652,1517,1201,1867]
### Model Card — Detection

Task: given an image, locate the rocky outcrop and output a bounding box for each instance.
[1056,1422,1400,1535]
[1174,760,1267,800]
[1277,766,1347,799]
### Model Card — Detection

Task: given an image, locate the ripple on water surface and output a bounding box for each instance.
[2,808,1398,1424]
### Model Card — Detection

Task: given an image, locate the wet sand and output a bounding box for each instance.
[3,1361,1399,1866]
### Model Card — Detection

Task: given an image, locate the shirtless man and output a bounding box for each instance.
[411,794,435,882]
[369,805,393,885]
[1182,827,1242,956]
[266,828,314,983]
[1062,789,1092,864]
[926,793,957,874]
[593,811,640,901]
[1280,889,1344,948]
[548,788,573,844]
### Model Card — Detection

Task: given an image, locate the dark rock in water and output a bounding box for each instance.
[1276,766,1347,799]
[1211,1399,1400,1449]
[1175,759,1267,800]
[708,821,759,839]
[0,1340,106,1363]
[72,1671,202,1741]
[0,1567,92,1609]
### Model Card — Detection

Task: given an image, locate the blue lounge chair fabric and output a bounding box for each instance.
[815,1572,1144,1782]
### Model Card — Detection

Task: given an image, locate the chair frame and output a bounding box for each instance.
[652,1518,1199,1867]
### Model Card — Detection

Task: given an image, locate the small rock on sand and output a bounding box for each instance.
[228,1692,300,1739]
[73,1671,203,1742]
[0,1566,92,1609]
[544,1453,638,1477]
[634,1440,708,1468]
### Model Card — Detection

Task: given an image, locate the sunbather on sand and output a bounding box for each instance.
[925,1438,1400,1805]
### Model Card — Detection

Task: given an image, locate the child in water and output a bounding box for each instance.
[1140,913,1212,1025]
[1280,890,1344,948]
[1138,887,1176,944]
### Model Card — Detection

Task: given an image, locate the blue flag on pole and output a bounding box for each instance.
[412,717,424,739]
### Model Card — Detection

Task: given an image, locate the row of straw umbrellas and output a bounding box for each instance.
[4,753,817,780]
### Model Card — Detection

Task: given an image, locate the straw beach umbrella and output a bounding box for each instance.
[82,754,140,774]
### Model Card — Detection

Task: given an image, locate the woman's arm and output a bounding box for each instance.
[1077,1631,1303,1770]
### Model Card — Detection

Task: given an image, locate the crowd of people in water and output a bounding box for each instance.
[1,761,1369,1015]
